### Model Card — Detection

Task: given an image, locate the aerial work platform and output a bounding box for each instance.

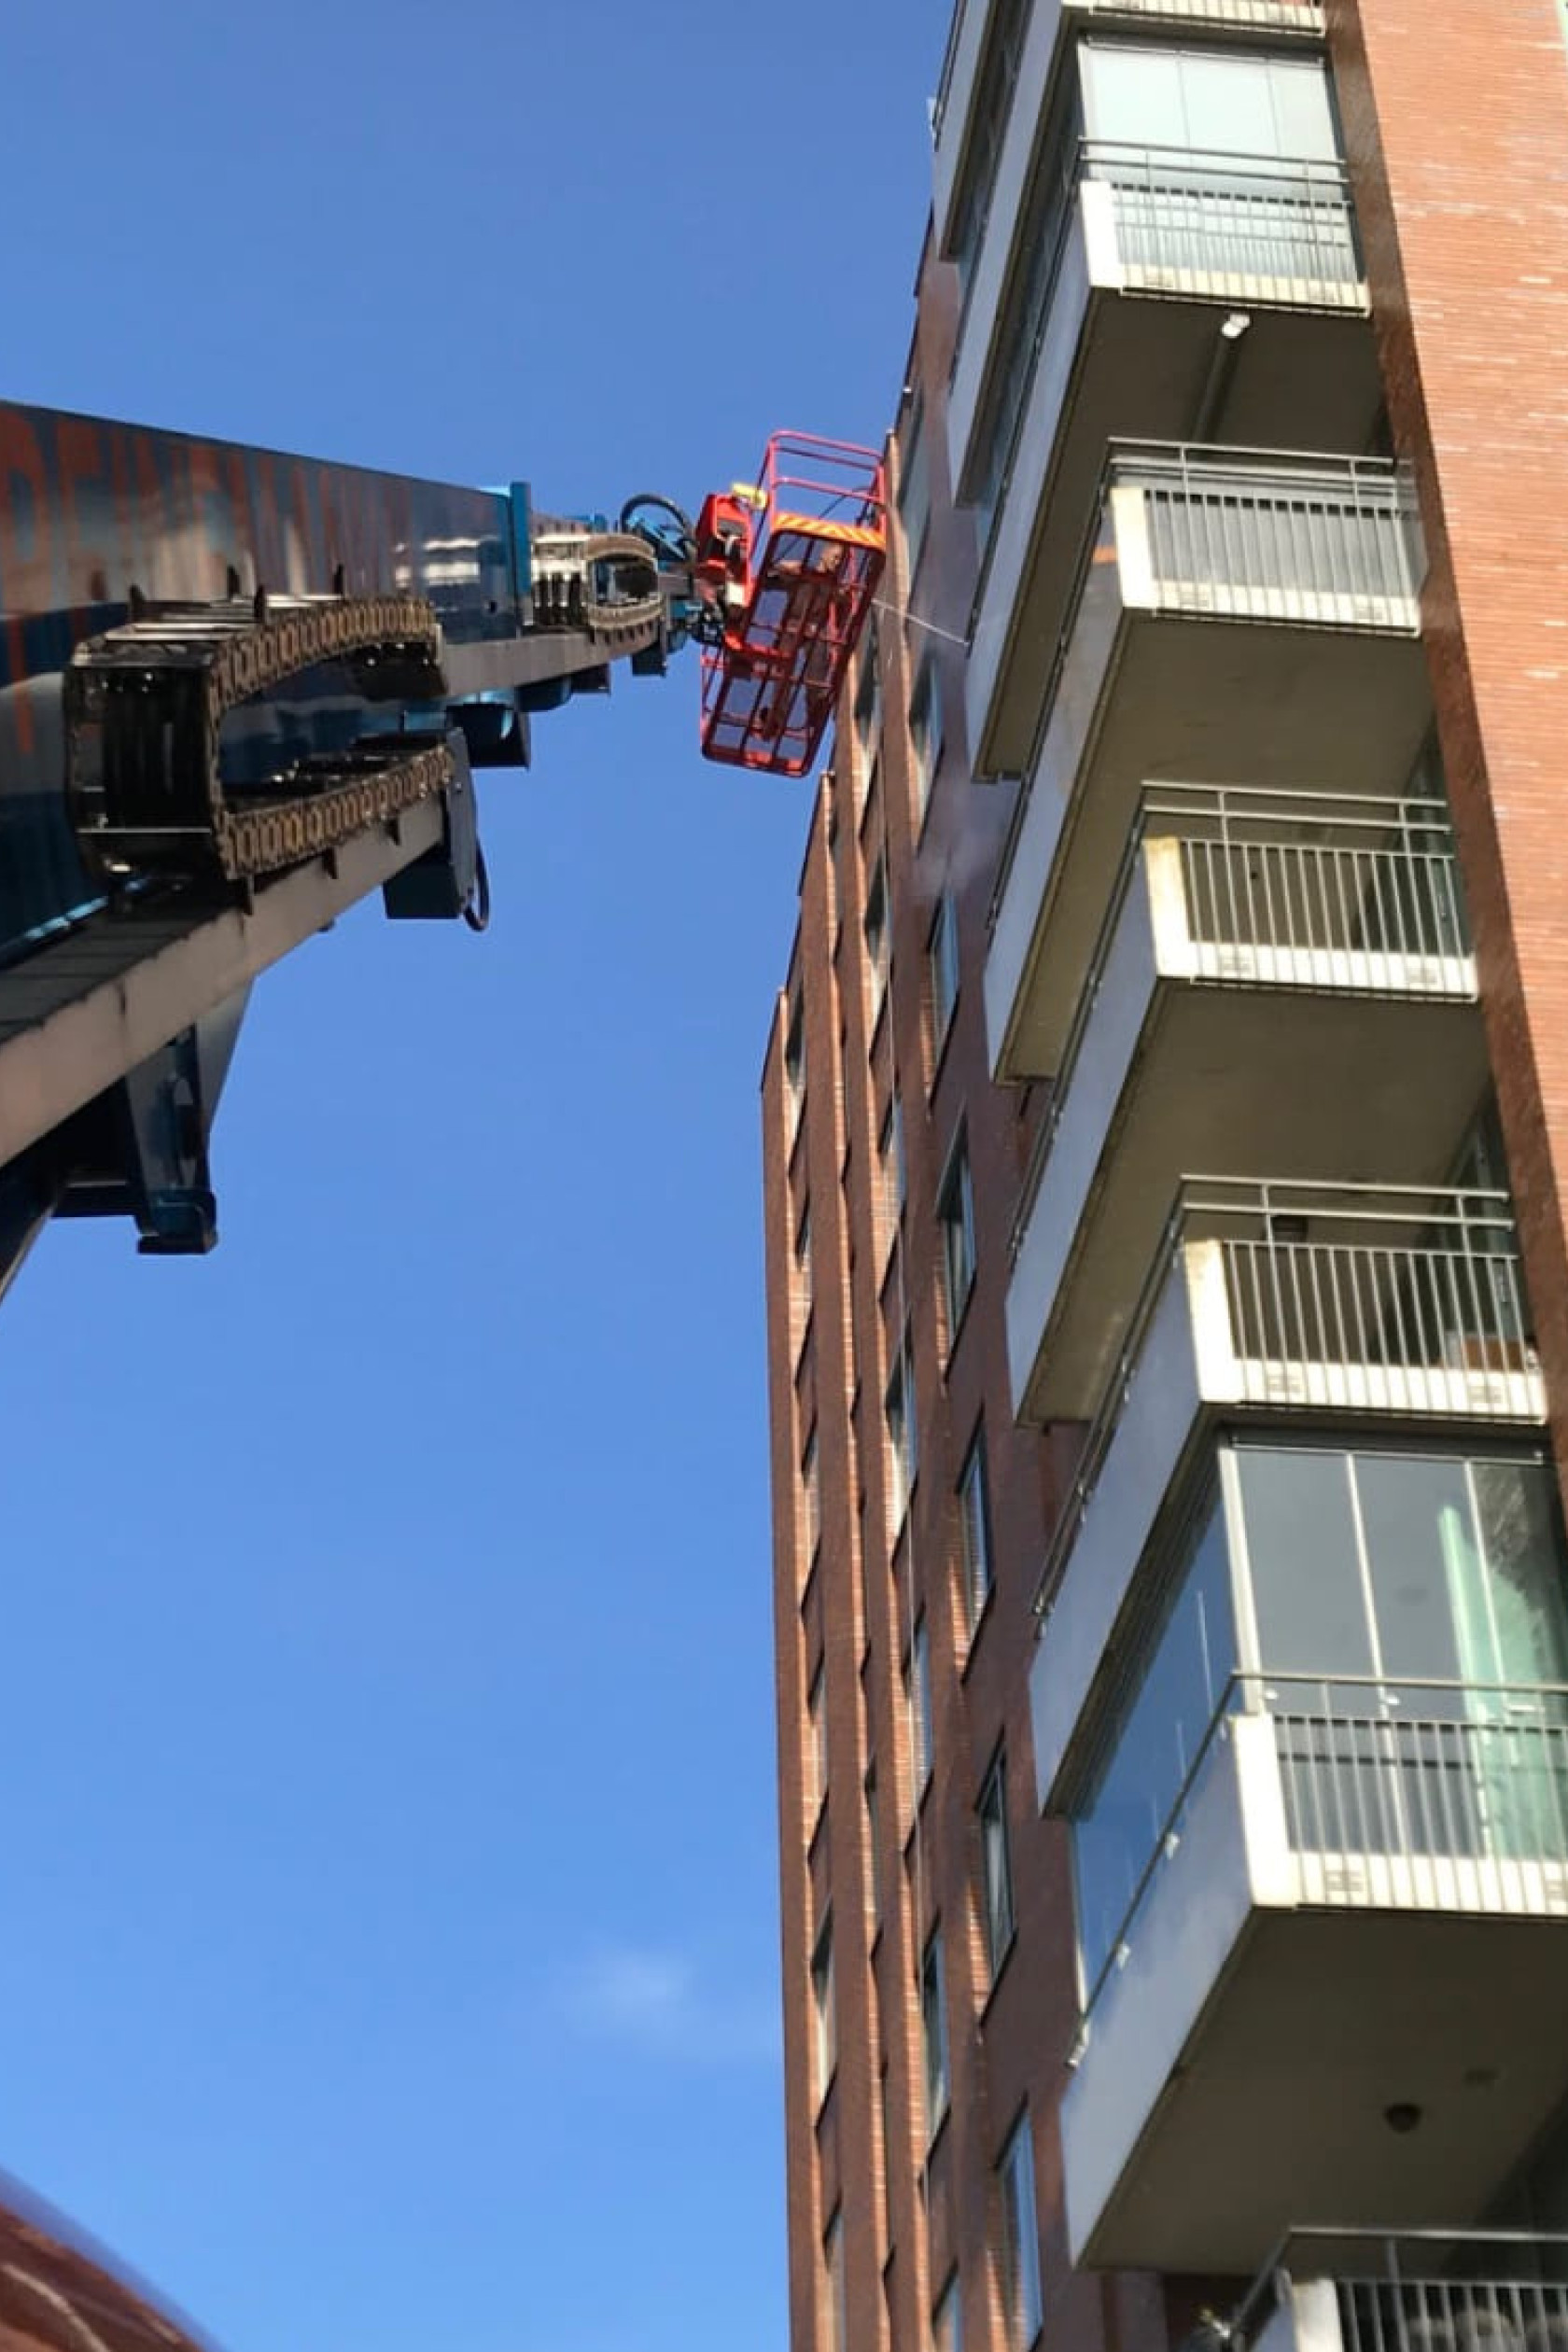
[695,432,887,777]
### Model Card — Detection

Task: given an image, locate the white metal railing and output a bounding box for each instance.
[1073,0,1323,23]
[1078,1675,1568,2030]
[1131,442,1421,617]
[1168,787,1470,978]
[1239,2233,1568,2352]
[1220,1197,1533,1412]
[1088,141,1361,296]
[1031,1182,1539,1622]
[1006,794,1472,1269]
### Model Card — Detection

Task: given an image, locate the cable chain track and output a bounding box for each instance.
[529,531,665,640]
[213,738,455,879]
[67,594,453,886]
[68,533,667,890]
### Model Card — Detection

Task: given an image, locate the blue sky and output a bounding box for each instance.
[0,7,945,2351]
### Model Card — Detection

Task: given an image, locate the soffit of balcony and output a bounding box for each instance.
[989,618,1435,1086]
[1012,979,1489,1427]
[968,291,1384,781]
[1071,1904,1568,2275]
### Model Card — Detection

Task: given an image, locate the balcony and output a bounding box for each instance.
[1058,1673,1568,2272]
[951,134,1370,553]
[986,445,1432,1085]
[1028,1181,1546,1826]
[1004,791,1485,1424]
[1245,2235,1568,2352]
[960,142,1382,779]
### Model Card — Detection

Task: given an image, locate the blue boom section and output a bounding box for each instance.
[0,399,537,960]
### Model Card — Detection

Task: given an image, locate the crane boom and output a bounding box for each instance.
[0,400,884,1298]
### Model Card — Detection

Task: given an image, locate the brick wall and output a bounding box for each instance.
[1332,0,1568,1487]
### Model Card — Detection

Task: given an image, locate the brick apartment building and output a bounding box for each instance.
[761,8,1568,2352]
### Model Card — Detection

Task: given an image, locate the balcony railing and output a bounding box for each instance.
[1219,1187,1532,1412]
[1087,142,1361,298]
[1080,1674,1568,2031]
[1169,788,1470,982]
[1240,2233,1568,2352]
[1074,0,1323,24]
[1033,1181,1539,1619]
[1134,443,1420,620]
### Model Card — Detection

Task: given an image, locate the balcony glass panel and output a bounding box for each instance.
[1081,41,1338,159]
[1075,1489,1238,1983]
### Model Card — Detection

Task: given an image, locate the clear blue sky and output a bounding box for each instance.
[0,8,945,2350]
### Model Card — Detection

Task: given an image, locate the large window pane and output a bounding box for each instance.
[1180,53,1276,155]
[1473,1459,1568,1687]
[1239,1447,1373,1687]
[1081,44,1185,146]
[1073,1497,1236,1985]
[1356,1453,1472,1693]
[1267,54,1339,161]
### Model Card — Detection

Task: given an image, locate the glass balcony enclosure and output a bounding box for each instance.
[957,30,1364,574]
[1072,1442,1568,1995]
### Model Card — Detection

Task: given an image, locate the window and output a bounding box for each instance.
[859,1498,875,1656]
[887,1335,918,1522]
[899,394,931,591]
[802,1428,820,1561]
[879,2068,895,2247]
[929,892,960,1053]
[878,1100,905,1245]
[824,2210,847,2352]
[959,1427,995,1631]
[892,1095,907,1216]
[965,68,1085,539]
[865,1764,884,1925]
[795,1203,812,1286]
[808,1661,828,1820]
[945,0,1029,284]
[811,1914,837,2101]
[906,1616,933,1794]
[910,659,945,825]
[854,626,882,753]
[979,1751,1015,1980]
[937,1133,976,1343]
[920,1927,950,2138]
[998,2112,1044,2351]
[933,2274,962,2352]
[785,993,805,1125]
[865,856,889,1025]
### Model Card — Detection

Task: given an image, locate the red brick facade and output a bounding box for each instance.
[1330,0,1568,1486]
[763,8,1568,2352]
